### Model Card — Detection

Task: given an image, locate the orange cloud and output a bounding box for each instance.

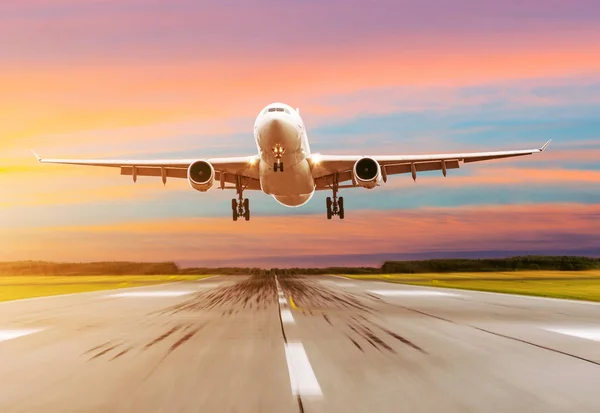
[0,181,175,208]
[2,159,598,210]
[2,45,600,145]
[510,148,600,164]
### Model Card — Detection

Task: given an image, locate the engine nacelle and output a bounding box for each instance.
[187,160,215,192]
[352,157,381,189]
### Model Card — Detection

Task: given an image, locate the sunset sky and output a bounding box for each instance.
[1,0,599,267]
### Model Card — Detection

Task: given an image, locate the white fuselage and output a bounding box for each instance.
[253,102,315,207]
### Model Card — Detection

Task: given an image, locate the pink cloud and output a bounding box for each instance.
[2,203,598,265]
[382,167,600,190]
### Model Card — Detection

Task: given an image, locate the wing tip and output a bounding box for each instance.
[540,139,552,152]
[31,150,41,161]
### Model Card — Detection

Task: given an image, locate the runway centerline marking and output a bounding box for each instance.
[274,276,322,401]
[280,309,295,323]
[284,342,322,397]
[368,290,461,297]
[109,291,193,298]
[0,329,44,343]
[543,327,600,342]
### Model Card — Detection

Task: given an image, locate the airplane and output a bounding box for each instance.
[33,102,551,221]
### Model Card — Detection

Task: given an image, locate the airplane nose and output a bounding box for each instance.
[260,117,284,134]
[257,116,298,145]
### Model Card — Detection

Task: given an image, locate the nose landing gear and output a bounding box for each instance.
[326,173,345,220]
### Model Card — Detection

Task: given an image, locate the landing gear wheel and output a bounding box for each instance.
[280,163,284,172]
[231,198,238,221]
[244,198,250,221]
[232,176,250,222]
[273,162,278,172]
[326,173,345,220]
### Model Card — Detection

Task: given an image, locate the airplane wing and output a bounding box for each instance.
[32,151,262,190]
[310,140,551,189]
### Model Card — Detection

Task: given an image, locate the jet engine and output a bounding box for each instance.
[352,157,381,189]
[187,160,215,192]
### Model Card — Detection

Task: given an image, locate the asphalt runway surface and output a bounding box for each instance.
[1,275,600,413]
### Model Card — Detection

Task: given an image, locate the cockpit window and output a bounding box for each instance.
[266,107,290,114]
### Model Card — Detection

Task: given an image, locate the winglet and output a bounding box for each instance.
[31,150,41,162]
[540,140,552,152]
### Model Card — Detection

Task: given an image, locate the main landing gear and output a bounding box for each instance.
[232,176,250,221]
[232,197,250,221]
[326,174,345,220]
[273,160,284,172]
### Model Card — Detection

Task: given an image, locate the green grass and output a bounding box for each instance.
[341,270,600,302]
[0,275,209,302]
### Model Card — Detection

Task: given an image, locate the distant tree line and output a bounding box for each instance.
[0,261,179,275]
[1,256,598,276]
[180,266,381,276]
[381,256,600,273]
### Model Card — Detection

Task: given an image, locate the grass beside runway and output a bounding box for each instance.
[339,271,600,302]
[0,275,209,302]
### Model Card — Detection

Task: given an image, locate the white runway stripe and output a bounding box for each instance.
[284,342,322,396]
[0,277,220,306]
[0,329,43,343]
[279,297,288,305]
[328,275,351,280]
[368,290,460,297]
[195,275,221,282]
[333,283,356,287]
[280,309,295,323]
[400,284,600,305]
[543,327,600,342]
[109,291,193,298]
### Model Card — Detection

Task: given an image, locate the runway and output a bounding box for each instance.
[1,274,600,413]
